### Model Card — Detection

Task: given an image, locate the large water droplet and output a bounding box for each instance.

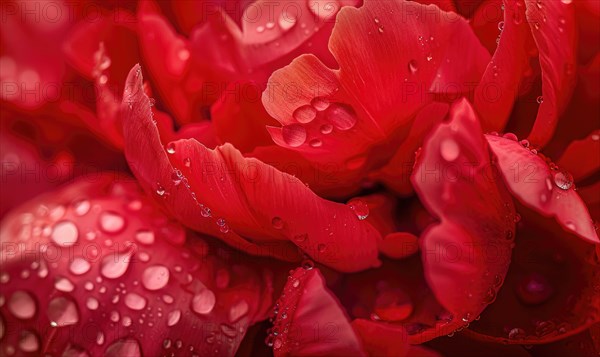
[440,138,460,161]
[293,105,317,124]
[18,330,39,352]
[101,251,132,279]
[311,97,330,111]
[86,297,99,310]
[99,211,126,234]
[167,309,181,326]
[553,170,573,190]
[70,258,91,275]
[135,229,155,245]
[192,288,216,315]
[347,198,369,220]
[55,277,75,292]
[124,293,147,311]
[47,296,79,326]
[51,221,79,247]
[326,104,357,130]
[229,300,249,323]
[8,291,36,319]
[281,124,307,147]
[105,338,142,357]
[142,265,170,290]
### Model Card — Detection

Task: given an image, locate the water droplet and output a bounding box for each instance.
[462,313,472,322]
[86,297,99,310]
[124,293,147,310]
[229,299,249,323]
[183,157,192,168]
[73,200,91,216]
[51,220,79,247]
[502,132,518,141]
[320,124,333,134]
[309,139,323,148]
[18,331,39,352]
[55,277,75,292]
[192,288,216,315]
[508,327,526,340]
[516,273,553,305]
[70,258,91,275]
[536,96,544,104]
[167,309,181,327]
[553,170,573,190]
[302,260,314,270]
[293,105,317,124]
[373,288,413,321]
[256,25,265,33]
[110,311,120,322]
[408,60,418,74]
[311,97,330,111]
[561,0,572,3]
[282,124,307,147]
[166,142,176,154]
[483,287,497,304]
[101,252,132,279]
[426,54,433,62]
[99,211,126,234]
[278,12,297,31]
[47,296,79,326]
[347,198,369,220]
[142,265,170,290]
[326,104,357,130]
[565,221,576,231]
[135,229,155,245]
[8,291,36,319]
[271,216,284,229]
[105,338,142,357]
[440,138,460,161]
[498,21,505,31]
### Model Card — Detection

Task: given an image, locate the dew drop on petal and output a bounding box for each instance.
[105,338,142,357]
[293,105,317,124]
[347,198,369,220]
[51,221,79,247]
[281,124,307,147]
[502,132,518,141]
[47,296,79,326]
[18,331,39,353]
[553,170,573,190]
[55,277,75,292]
[271,216,284,230]
[142,265,170,291]
[69,258,91,275]
[311,97,330,111]
[101,252,132,279]
[73,200,91,216]
[192,288,216,315]
[320,124,333,134]
[8,291,36,320]
[124,293,147,311]
[278,12,297,31]
[99,211,126,234]
[309,139,323,148]
[167,309,181,326]
[536,96,544,104]
[86,297,99,310]
[508,327,526,340]
[135,229,155,245]
[228,300,249,323]
[440,138,460,162]
[166,142,176,154]
[326,104,357,130]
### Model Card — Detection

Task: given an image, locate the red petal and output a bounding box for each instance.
[0,175,272,356]
[525,0,578,147]
[269,267,367,356]
[474,0,535,133]
[351,319,414,357]
[122,65,381,272]
[464,209,600,344]
[412,99,516,330]
[263,1,489,189]
[486,134,599,244]
[556,130,600,182]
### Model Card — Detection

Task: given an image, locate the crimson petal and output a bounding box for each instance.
[556,130,600,182]
[122,65,381,272]
[412,99,516,332]
[486,134,599,244]
[0,175,272,356]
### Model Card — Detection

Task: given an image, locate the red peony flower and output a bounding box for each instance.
[1,0,598,356]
